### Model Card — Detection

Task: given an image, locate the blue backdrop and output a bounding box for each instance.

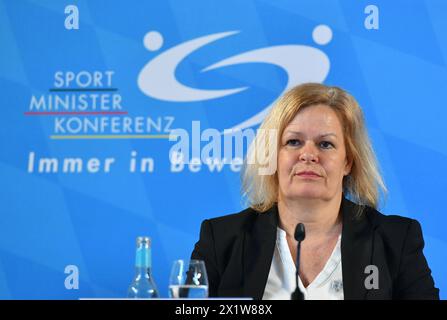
[1,0,446,299]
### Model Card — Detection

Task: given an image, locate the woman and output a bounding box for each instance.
[190,83,439,300]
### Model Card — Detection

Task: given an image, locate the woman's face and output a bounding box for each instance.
[277,104,351,202]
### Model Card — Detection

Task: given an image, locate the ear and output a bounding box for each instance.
[344,157,353,176]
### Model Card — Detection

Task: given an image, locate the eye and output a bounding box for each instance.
[319,141,334,149]
[285,139,301,147]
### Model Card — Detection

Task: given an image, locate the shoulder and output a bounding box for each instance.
[362,204,424,246]
[343,198,424,247]
[203,207,266,233]
[344,197,418,233]
[365,205,420,232]
[199,205,277,242]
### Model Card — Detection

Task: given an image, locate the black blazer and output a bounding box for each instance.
[191,197,439,300]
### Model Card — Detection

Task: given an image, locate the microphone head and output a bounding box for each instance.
[294,223,306,242]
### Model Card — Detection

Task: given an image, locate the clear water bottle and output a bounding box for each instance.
[127,236,159,298]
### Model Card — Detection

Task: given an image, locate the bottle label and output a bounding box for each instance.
[135,248,151,268]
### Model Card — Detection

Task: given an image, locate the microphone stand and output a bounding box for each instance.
[291,223,305,300]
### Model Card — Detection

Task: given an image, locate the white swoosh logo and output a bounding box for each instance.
[138,30,330,131]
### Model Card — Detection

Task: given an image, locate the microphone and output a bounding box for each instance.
[291,223,306,300]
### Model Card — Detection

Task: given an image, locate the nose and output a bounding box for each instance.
[299,142,318,163]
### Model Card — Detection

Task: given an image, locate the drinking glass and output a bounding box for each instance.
[169,259,209,298]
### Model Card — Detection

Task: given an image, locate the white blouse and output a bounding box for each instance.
[262,227,344,300]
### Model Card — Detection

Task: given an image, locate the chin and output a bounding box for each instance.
[288,189,325,200]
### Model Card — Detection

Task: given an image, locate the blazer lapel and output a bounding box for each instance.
[341,198,375,300]
[242,205,278,300]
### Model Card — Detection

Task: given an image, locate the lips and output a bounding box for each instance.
[295,170,322,178]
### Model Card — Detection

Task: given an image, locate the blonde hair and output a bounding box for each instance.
[242,83,387,213]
